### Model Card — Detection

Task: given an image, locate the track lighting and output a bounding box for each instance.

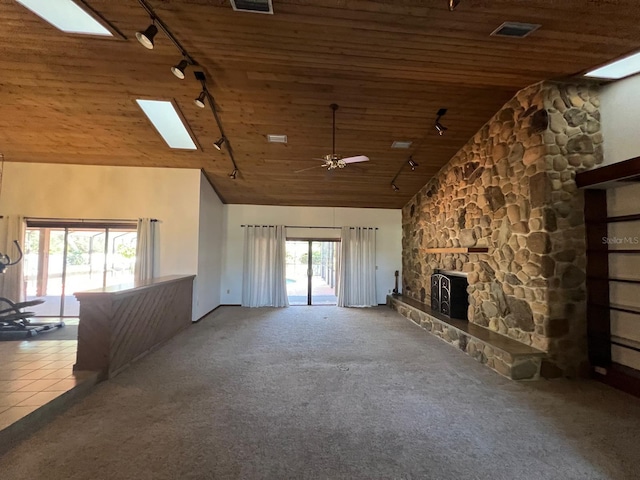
[229,169,238,180]
[136,23,157,49]
[408,157,419,171]
[171,59,189,79]
[391,183,399,192]
[448,0,461,11]
[213,137,226,150]
[435,108,448,136]
[194,91,206,108]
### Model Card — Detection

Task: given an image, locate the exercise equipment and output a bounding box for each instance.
[0,297,65,338]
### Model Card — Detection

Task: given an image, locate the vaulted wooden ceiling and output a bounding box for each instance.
[2,0,640,208]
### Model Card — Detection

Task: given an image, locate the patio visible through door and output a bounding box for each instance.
[286,240,338,305]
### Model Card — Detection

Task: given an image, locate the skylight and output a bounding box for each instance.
[16,0,112,36]
[136,100,198,150]
[584,51,640,80]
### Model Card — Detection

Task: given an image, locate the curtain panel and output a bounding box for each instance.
[0,215,26,301]
[242,225,289,307]
[135,218,156,282]
[337,226,377,307]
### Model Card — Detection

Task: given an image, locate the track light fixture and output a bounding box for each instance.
[391,183,399,192]
[136,23,157,49]
[213,137,226,151]
[408,157,419,171]
[448,0,461,11]
[171,59,190,79]
[194,91,206,108]
[229,169,238,180]
[435,108,448,136]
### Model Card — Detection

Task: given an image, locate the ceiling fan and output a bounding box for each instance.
[296,104,369,173]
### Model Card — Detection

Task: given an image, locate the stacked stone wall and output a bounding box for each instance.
[402,81,602,376]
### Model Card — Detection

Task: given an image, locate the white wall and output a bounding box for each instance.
[194,173,224,320]
[221,205,402,305]
[0,162,207,318]
[599,74,640,167]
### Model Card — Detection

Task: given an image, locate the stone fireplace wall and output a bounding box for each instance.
[402,81,602,376]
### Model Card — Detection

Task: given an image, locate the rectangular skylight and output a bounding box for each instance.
[585,51,640,80]
[16,0,112,36]
[136,100,197,150]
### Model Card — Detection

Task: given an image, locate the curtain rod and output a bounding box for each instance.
[24,217,157,223]
[241,225,377,230]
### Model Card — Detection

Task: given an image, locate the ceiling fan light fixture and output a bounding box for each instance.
[136,23,157,50]
[214,137,226,150]
[194,91,206,108]
[171,59,189,79]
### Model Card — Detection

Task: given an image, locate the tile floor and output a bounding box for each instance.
[0,320,95,431]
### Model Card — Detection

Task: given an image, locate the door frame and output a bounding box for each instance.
[286,237,340,306]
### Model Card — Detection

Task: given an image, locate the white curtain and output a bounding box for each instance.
[337,226,377,307]
[135,218,156,282]
[242,225,289,308]
[0,215,26,301]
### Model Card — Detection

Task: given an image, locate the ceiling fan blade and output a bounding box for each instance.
[294,164,325,173]
[342,155,369,164]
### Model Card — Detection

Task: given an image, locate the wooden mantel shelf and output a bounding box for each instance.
[422,247,489,254]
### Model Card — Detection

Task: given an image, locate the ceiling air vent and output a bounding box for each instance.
[267,134,287,143]
[491,22,541,38]
[230,0,273,14]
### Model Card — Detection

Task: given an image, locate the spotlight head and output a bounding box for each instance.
[136,24,158,50]
[448,0,461,11]
[435,122,448,136]
[214,137,226,151]
[194,91,206,108]
[229,169,238,180]
[408,157,419,171]
[171,59,189,80]
[391,183,399,192]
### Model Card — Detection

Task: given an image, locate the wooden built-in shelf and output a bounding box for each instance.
[588,302,640,316]
[587,276,640,284]
[588,213,640,224]
[422,247,489,254]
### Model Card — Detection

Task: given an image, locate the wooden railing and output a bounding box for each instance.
[74,275,195,378]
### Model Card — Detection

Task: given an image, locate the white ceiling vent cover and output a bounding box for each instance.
[230,0,273,14]
[267,134,287,143]
[491,22,541,38]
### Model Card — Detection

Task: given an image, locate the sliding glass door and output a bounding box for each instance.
[23,223,137,317]
[286,240,338,305]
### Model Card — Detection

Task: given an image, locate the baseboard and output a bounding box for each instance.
[192,304,243,323]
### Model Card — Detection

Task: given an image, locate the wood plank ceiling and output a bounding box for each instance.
[1,0,640,208]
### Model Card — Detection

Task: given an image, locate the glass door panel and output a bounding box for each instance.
[311,241,337,305]
[25,228,66,316]
[286,241,309,305]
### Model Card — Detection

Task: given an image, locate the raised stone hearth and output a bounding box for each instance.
[388,295,545,380]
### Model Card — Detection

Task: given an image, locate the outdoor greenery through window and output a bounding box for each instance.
[23,222,137,316]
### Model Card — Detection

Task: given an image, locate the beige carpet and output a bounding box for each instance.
[1,306,639,479]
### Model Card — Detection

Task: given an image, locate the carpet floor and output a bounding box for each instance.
[1,306,639,480]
